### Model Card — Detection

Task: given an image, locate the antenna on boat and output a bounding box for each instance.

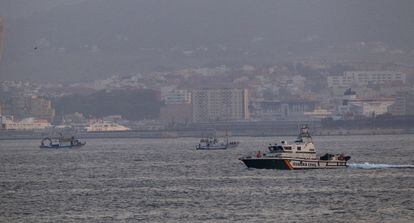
[299,124,313,143]
[226,129,229,145]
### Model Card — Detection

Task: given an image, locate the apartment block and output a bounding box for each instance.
[0,17,3,62]
[1,96,55,121]
[389,90,414,116]
[192,89,249,122]
[164,90,191,104]
[328,71,406,88]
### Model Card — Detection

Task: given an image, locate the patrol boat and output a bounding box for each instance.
[239,126,350,170]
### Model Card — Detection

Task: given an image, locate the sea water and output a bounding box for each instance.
[0,134,413,222]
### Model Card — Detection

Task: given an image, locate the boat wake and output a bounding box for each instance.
[349,162,414,169]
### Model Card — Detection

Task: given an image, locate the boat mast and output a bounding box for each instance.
[226,129,229,145]
[299,125,312,143]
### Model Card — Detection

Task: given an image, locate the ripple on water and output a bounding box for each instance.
[0,135,413,222]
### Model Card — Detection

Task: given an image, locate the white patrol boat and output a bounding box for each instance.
[239,126,350,170]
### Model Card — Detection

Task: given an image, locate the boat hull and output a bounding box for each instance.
[196,143,239,150]
[226,143,239,149]
[39,142,86,149]
[196,145,227,150]
[240,157,348,170]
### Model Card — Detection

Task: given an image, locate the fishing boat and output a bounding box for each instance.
[40,134,86,149]
[196,137,239,150]
[196,131,239,150]
[239,126,350,170]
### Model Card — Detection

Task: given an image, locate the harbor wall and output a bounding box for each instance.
[1,128,413,140]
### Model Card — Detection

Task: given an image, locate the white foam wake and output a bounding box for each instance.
[349,162,414,169]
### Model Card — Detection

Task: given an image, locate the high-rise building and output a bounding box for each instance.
[389,90,414,116]
[0,17,3,62]
[192,89,249,123]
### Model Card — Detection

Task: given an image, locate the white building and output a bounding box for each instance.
[348,98,394,117]
[337,98,394,119]
[86,120,130,132]
[328,71,406,88]
[304,109,332,120]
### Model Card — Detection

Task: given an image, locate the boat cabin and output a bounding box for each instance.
[266,126,317,159]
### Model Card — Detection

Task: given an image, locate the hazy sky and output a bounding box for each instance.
[0,0,413,82]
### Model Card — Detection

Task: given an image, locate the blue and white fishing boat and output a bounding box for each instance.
[196,131,239,150]
[40,134,86,149]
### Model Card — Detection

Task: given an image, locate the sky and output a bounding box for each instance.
[0,0,413,82]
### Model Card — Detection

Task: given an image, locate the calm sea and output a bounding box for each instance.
[1,135,413,222]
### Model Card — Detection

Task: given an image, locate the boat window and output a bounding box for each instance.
[277,146,283,150]
[271,145,284,151]
[284,146,292,150]
[297,146,301,150]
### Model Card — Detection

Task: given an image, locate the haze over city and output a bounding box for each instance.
[0,1,414,222]
[0,0,413,82]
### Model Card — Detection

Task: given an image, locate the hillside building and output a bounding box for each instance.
[328,71,406,88]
